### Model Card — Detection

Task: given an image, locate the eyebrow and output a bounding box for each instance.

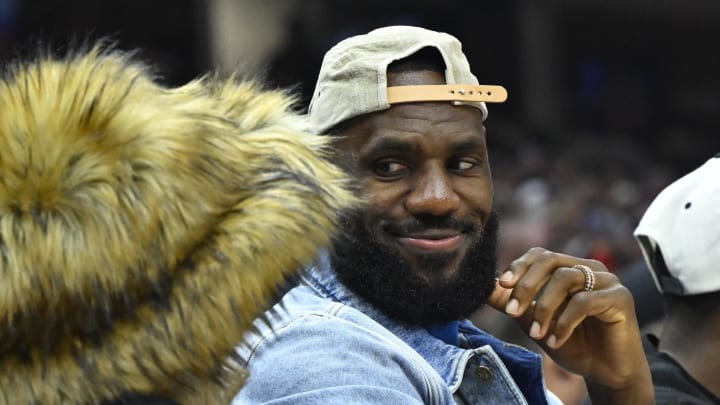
[450,139,486,153]
[364,138,417,155]
[364,137,486,157]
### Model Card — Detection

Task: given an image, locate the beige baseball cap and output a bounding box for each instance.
[307,26,508,134]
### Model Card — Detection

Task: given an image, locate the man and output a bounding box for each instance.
[234,26,653,404]
[634,154,720,404]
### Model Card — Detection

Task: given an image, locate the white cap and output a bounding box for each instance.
[307,26,507,134]
[634,154,720,295]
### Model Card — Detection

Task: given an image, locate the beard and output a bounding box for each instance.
[330,210,499,324]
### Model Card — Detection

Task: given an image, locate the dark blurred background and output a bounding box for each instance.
[1,1,717,402]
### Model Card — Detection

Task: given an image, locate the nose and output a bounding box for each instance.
[405,167,460,217]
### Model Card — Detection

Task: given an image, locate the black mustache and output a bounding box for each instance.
[383,215,476,235]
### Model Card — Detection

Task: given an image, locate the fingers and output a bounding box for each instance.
[486,282,536,330]
[546,282,632,349]
[530,270,616,346]
[486,281,512,311]
[497,247,618,348]
[527,266,586,340]
[500,247,607,317]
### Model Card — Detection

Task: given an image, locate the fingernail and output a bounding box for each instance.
[500,271,514,282]
[529,321,541,338]
[505,298,519,315]
[547,334,557,348]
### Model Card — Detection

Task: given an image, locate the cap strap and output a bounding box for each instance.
[387,84,508,104]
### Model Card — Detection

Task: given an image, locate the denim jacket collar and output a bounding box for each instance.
[303,252,549,404]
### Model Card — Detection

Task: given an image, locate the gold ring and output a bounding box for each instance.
[573,264,595,292]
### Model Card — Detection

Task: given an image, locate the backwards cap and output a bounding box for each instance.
[634,154,720,295]
[307,26,507,134]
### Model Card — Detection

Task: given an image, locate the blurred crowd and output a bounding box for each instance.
[472,130,679,405]
[488,130,673,329]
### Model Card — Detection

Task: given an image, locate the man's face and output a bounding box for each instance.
[330,69,498,323]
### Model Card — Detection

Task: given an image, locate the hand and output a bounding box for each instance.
[486,247,653,404]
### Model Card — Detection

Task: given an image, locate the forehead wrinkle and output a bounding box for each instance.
[352,102,486,155]
[387,103,484,132]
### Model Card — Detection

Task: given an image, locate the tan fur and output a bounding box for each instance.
[0,47,356,404]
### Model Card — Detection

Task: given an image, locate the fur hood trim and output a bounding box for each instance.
[0,47,355,404]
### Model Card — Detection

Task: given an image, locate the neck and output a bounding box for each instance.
[659,306,720,398]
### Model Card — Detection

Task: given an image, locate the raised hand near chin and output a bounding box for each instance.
[486,247,654,404]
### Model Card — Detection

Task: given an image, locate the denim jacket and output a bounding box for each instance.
[233,252,560,404]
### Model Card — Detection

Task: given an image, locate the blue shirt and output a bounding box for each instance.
[233,252,561,404]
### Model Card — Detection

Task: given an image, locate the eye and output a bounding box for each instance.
[448,159,480,172]
[374,160,408,178]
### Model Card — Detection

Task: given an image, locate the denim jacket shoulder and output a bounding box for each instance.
[233,253,556,404]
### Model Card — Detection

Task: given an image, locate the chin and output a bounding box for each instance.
[402,250,465,286]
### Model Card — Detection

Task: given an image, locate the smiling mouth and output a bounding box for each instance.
[395,231,463,253]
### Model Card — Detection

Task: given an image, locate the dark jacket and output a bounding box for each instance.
[0,47,354,404]
[644,335,720,404]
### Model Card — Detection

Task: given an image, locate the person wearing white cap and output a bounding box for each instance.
[634,153,720,404]
[234,26,653,404]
